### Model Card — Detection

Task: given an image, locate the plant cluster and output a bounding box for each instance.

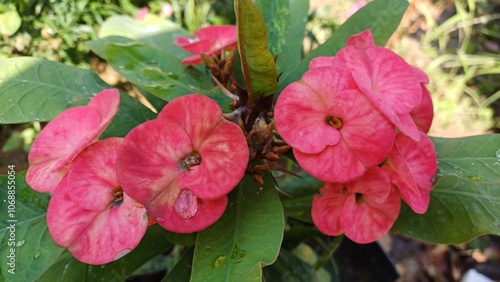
[0,0,499,280]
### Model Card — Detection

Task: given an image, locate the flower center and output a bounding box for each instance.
[174,189,198,219]
[178,151,202,171]
[355,193,365,204]
[326,116,343,129]
[111,188,124,208]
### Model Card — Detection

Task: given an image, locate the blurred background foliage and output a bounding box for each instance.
[0,1,499,280]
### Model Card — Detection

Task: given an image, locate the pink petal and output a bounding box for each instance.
[346,166,392,205]
[275,67,359,155]
[410,84,433,133]
[26,89,120,193]
[341,185,400,244]
[48,183,148,264]
[383,132,437,214]
[117,119,192,205]
[332,43,422,140]
[67,138,123,211]
[174,25,237,65]
[274,80,341,154]
[290,84,395,183]
[26,107,101,193]
[178,120,249,200]
[147,181,228,234]
[157,94,225,149]
[345,29,374,48]
[309,56,335,69]
[311,183,348,236]
[88,89,120,130]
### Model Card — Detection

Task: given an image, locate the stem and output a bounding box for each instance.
[314,235,343,270]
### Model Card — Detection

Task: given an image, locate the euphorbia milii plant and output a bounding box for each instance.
[11,0,499,280]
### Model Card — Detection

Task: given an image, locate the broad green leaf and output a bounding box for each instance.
[97,15,189,59]
[37,225,173,282]
[0,172,65,281]
[162,248,194,282]
[0,57,111,124]
[235,0,279,100]
[0,10,21,36]
[278,0,409,94]
[190,172,284,282]
[392,135,500,244]
[88,39,231,111]
[256,0,309,74]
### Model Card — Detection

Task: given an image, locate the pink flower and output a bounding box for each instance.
[174,25,237,66]
[382,132,437,214]
[26,89,120,193]
[136,7,149,21]
[117,94,249,233]
[312,167,401,244]
[274,66,395,183]
[47,138,148,265]
[410,67,434,133]
[311,30,423,141]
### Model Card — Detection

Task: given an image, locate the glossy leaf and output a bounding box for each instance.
[278,0,409,94]
[392,135,500,244]
[0,57,111,123]
[190,172,284,282]
[256,0,309,74]
[235,0,279,100]
[97,15,190,59]
[88,38,230,111]
[162,248,194,282]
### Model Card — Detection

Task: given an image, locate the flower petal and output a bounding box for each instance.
[26,106,101,192]
[341,185,400,244]
[88,88,120,129]
[178,120,249,200]
[68,138,123,211]
[117,119,193,205]
[311,183,347,236]
[384,132,437,214]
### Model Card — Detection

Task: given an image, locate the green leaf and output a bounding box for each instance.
[0,172,65,281]
[0,57,111,124]
[0,10,21,36]
[88,38,231,111]
[36,225,173,282]
[235,0,279,100]
[392,135,500,244]
[94,16,190,60]
[256,0,309,74]
[162,247,194,282]
[262,249,317,282]
[190,172,284,281]
[278,0,409,94]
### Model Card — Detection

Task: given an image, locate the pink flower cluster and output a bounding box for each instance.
[274,30,437,244]
[27,90,247,264]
